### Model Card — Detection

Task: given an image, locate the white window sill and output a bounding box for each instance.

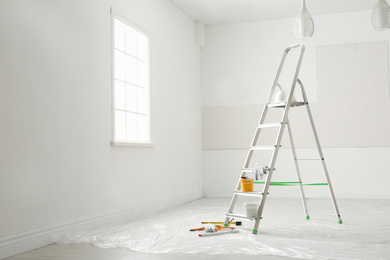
[110,141,154,147]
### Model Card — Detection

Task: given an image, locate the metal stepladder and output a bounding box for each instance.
[224,43,342,234]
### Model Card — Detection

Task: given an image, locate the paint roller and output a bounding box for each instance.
[190,226,218,232]
[190,225,236,232]
[253,163,268,180]
[253,163,276,180]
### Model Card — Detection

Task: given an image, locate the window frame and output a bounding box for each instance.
[110,8,153,147]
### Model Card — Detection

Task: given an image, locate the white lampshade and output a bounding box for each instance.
[371,0,390,31]
[294,0,314,38]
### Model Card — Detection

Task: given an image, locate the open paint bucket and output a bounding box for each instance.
[240,177,254,192]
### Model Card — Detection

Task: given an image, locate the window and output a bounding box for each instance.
[111,13,151,145]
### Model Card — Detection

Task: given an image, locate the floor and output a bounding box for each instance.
[6,197,390,260]
[6,244,297,260]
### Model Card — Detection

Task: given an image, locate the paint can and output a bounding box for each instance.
[244,202,258,218]
[240,177,254,192]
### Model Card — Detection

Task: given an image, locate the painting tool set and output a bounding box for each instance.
[190,221,241,237]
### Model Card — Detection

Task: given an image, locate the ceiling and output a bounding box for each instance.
[170,0,378,25]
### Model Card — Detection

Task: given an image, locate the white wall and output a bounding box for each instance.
[0,0,202,256]
[201,10,390,199]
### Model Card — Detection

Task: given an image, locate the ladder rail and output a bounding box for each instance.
[297,79,342,223]
[286,117,309,218]
[262,43,305,107]
[253,44,306,232]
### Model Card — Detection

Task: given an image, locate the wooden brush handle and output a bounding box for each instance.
[190,227,205,231]
[218,226,235,230]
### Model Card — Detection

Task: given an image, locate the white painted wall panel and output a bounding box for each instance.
[315,41,390,147]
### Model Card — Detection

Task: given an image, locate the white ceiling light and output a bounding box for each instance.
[294,0,314,38]
[371,0,390,30]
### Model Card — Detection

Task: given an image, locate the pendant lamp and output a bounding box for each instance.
[371,0,390,30]
[294,0,314,38]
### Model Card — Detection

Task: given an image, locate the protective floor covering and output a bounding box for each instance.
[55,197,390,260]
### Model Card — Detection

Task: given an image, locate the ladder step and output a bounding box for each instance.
[226,213,256,221]
[234,191,265,197]
[254,181,301,186]
[296,158,323,161]
[241,168,254,173]
[254,181,328,186]
[250,145,278,150]
[257,123,282,129]
[267,101,306,108]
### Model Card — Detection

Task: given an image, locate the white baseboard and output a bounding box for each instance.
[0,190,203,260]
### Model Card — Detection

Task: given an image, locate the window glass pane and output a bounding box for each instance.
[113,14,150,144]
[137,87,148,115]
[137,60,148,87]
[126,112,137,140]
[125,55,137,85]
[126,84,137,112]
[115,110,126,140]
[125,26,137,57]
[137,32,148,61]
[114,19,125,52]
[114,50,126,81]
[114,80,126,110]
[138,115,149,141]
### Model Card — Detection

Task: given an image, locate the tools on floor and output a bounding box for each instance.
[190,226,235,232]
[190,221,240,237]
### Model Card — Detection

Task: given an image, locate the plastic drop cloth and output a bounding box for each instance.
[54,197,390,259]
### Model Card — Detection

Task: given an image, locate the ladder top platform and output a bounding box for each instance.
[267,101,306,108]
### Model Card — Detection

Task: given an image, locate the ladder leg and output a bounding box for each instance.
[252,172,273,234]
[286,117,310,219]
[321,159,342,223]
[298,80,342,224]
